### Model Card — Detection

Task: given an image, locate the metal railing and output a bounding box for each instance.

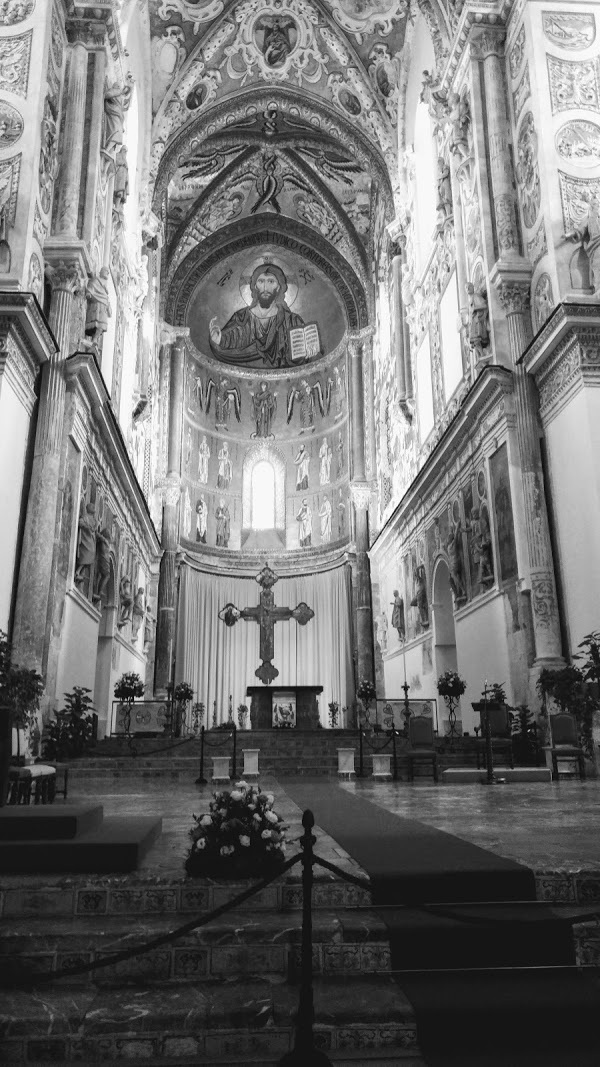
[195,723,237,784]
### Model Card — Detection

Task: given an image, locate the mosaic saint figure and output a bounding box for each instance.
[319,438,332,485]
[295,443,310,491]
[215,498,231,548]
[217,441,233,490]
[198,435,210,483]
[296,498,312,547]
[196,495,208,543]
[319,495,332,543]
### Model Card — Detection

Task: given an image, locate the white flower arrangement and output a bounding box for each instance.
[186,781,288,878]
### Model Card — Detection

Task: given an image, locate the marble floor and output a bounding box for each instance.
[23,773,600,880]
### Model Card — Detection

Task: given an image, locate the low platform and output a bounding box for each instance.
[0,805,103,840]
[442,767,552,784]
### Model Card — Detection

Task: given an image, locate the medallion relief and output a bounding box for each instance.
[0,30,32,98]
[516,111,541,230]
[542,11,595,51]
[0,100,22,146]
[0,0,34,24]
[556,120,600,167]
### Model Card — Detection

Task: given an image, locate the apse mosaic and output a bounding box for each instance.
[187,247,347,367]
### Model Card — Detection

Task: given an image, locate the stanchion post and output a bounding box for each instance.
[232,723,237,780]
[358,727,364,778]
[484,683,495,785]
[195,725,207,785]
[391,727,398,781]
[278,810,333,1067]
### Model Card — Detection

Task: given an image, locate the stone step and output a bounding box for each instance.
[0,816,162,875]
[0,909,391,986]
[0,977,418,1065]
[0,805,104,841]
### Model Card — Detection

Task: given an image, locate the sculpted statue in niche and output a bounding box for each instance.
[319,495,332,543]
[446,507,467,603]
[118,574,133,628]
[411,565,429,629]
[377,611,388,653]
[113,146,129,209]
[94,524,112,605]
[75,501,97,593]
[468,506,494,590]
[466,281,490,363]
[131,587,145,640]
[103,75,133,154]
[565,189,600,293]
[85,268,110,350]
[251,380,277,437]
[209,263,305,367]
[390,589,405,640]
[436,156,453,224]
[196,495,208,543]
[448,92,472,163]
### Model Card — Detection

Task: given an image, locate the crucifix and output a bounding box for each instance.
[218,563,314,685]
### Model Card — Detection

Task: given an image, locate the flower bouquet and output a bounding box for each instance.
[186,781,288,879]
[436,671,467,699]
[357,678,376,726]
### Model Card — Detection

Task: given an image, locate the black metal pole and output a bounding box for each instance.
[484,684,495,784]
[391,727,398,781]
[196,725,207,784]
[358,727,364,778]
[232,723,237,780]
[278,810,332,1067]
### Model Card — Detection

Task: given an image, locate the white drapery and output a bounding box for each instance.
[175,563,355,725]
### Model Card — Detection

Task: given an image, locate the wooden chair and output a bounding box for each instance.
[475,704,514,769]
[550,713,585,780]
[407,715,438,783]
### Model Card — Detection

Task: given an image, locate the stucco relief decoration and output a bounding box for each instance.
[0,0,34,24]
[33,201,47,247]
[157,0,224,33]
[560,172,600,291]
[327,0,405,43]
[0,30,32,98]
[512,62,531,123]
[0,101,22,146]
[516,111,541,230]
[50,8,63,69]
[527,222,547,269]
[533,273,554,330]
[509,24,526,82]
[542,11,595,51]
[368,44,399,123]
[39,95,58,215]
[556,120,600,167]
[27,251,42,300]
[151,25,187,113]
[547,56,600,114]
[224,0,327,86]
[0,152,20,227]
[320,26,393,158]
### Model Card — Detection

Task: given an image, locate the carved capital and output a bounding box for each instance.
[350,482,372,510]
[497,283,530,316]
[160,322,190,348]
[163,474,181,508]
[470,27,506,61]
[45,260,86,296]
[66,18,106,48]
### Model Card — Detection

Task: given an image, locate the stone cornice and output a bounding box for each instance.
[64,351,161,557]
[525,320,600,425]
[370,364,514,559]
[521,301,600,376]
[437,2,513,92]
[0,291,57,365]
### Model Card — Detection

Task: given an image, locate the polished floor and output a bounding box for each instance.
[20,773,600,881]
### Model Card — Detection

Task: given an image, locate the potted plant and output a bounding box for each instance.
[174,681,194,736]
[328,701,339,728]
[356,679,376,727]
[0,630,44,766]
[509,704,540,765]
[237,703,248,729]
[43,687,96,761]
[114,671,144,737]
[437,670,466,742]
[537,664,596,763]
[186,780,288,879]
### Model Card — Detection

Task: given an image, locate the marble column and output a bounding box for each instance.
[154,325,189,695]
[471,28,521,266]
[348,333,375,687]
[12,262,85,673]
[55,33,89,237]
[493,276,563,665]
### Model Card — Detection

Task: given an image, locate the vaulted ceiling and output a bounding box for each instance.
[148,0,411,310]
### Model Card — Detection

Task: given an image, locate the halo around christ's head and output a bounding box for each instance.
[239,255,299,308]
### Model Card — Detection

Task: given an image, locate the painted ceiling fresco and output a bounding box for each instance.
[150,0,408,363]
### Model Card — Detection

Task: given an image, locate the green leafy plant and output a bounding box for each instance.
[114,672,144,703]
[43,687,95,760]
[482,682,506,704]
[509,704,539,764]
[537,665,596,758]
[328,701,339,728]
[0,630,44,759]
[237,703,248,729]
[186,781,288,878]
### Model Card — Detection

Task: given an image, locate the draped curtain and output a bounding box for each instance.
[176,564,355,725]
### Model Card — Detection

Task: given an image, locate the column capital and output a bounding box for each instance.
[350,482,373,510]
[162,473,181,507]
[44,259,87,296]
[160,322,190,348]
[348,326,375,354]
[66,18,106,48]
[469,26,506,60]
[490,262,532,315]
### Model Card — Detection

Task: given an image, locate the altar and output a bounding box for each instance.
[247,686,323,730]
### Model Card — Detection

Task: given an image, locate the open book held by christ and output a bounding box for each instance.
[289,322,321,361]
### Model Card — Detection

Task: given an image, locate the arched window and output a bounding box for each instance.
[251,460,275,529]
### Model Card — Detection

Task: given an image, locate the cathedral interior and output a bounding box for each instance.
[4,2,600,1063]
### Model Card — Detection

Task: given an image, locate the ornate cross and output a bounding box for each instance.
[219,563,314,685]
